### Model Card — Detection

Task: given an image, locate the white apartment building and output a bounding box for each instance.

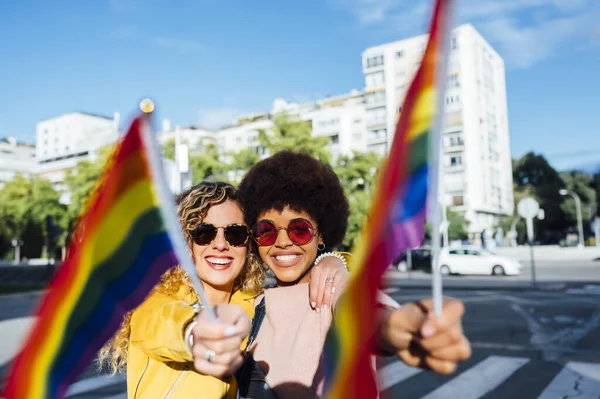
[362,23,514,234]
[157,120,217,153]
[35,112,120,189]
[0,138,37,189]
[218,90,368,160]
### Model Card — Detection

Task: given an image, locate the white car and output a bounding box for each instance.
[438,246,522,276]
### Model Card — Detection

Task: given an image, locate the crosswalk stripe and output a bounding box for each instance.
[377,360,422,391]
[421,356,529,399]
[66,374,125,397]
[537,361,600,399]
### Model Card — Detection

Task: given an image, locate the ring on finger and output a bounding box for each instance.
[325,276,335,284]
[204,349,216,363]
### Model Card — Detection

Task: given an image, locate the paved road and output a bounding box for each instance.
[1,273,599,398]
[390,261,600,282]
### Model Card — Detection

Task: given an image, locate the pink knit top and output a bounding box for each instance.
[249,283,332,398]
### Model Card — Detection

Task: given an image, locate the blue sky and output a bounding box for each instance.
[1,0,599,171]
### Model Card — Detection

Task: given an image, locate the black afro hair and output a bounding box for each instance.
[237,150,349,250]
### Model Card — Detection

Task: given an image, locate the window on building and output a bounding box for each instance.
[366,55,384,68]
[452,195,464,206]
[448,74,459,88]
[451,36,458,50]
[450,155,463,166]
[330,134,339,145]
[396,50,404,57]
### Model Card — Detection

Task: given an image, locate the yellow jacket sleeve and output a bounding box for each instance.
[334,251,353,270]
[129,292,196,363]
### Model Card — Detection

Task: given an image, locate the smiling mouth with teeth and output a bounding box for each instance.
[275,254,301,262]
[206,257,233,266]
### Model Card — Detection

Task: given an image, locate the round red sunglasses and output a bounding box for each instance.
[252,218,317,247]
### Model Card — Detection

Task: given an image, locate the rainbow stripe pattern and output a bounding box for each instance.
[323,0,452,397]
[3,115,180,399]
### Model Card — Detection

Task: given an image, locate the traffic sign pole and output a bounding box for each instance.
[518,198,541,288]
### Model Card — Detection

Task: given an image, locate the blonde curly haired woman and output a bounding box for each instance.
[98,181,346,399]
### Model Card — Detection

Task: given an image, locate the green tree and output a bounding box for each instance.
[228,148,260,172]
[64,151,110,226]
[559,171,597,238]
[225,148,260,185]
[189,143,228,184]
[333,151,382,250]
[513,152,566,242]
[0,175,66,259]
[161,137,176,160]
[497,183,540,244]
[258,115,332,165]
[447,209,468,240]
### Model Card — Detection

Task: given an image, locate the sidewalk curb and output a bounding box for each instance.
[380,277,595,292]
[0,290,45,299]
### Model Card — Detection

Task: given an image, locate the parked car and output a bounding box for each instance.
[438,246,522,276]
[395,247,432,272]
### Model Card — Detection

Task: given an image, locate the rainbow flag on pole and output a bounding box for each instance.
[324,0,454,397]
[2,114,186,399]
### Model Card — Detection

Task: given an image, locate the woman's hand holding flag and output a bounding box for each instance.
[376,298,472,375]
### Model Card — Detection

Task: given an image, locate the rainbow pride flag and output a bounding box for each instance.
[323,0,453,397]
[2,115,183,399]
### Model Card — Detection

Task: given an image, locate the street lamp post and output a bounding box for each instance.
[559,189,585,248]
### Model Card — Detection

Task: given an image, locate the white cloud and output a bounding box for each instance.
[198,108,254,130]
[330,0,600,68]
[151,37,207,54]
[481,12,596,68]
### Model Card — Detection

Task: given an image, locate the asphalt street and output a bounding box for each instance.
[1,263,599,398]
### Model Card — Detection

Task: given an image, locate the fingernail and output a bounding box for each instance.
[316,307,321,314]
[323,304,329,312]
[311,301,317,309]
[421,325,436,338]
[331,287,336,294]
[224,326,238,337]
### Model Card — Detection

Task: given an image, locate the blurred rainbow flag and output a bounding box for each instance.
[323,0,454,397]
[2,114,187,399]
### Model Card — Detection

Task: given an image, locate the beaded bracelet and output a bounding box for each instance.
[313,252,348,272]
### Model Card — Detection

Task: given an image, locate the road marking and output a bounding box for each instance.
[66,374,125,397]
[377,360,423,391]
[567,284,600,295]
[422,356,529,399]
[537,362,600,399]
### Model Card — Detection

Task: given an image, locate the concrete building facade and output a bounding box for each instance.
[361,23,514,234]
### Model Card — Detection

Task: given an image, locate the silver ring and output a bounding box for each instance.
[204,349,216,363]
[325,276,335,284]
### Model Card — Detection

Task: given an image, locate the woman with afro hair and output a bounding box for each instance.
[98,181,349,399]
[194,151,471,398]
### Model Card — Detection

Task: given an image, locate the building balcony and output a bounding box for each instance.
[366,118,387,129]
[444,144,465,152]
[362,64,384,74]
[367,135,388,146]
[365,100,386,110]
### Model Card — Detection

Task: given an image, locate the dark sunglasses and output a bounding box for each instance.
[190,222,251,247]
[252,218,317,247]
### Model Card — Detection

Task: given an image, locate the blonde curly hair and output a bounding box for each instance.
[97,181,265,374]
